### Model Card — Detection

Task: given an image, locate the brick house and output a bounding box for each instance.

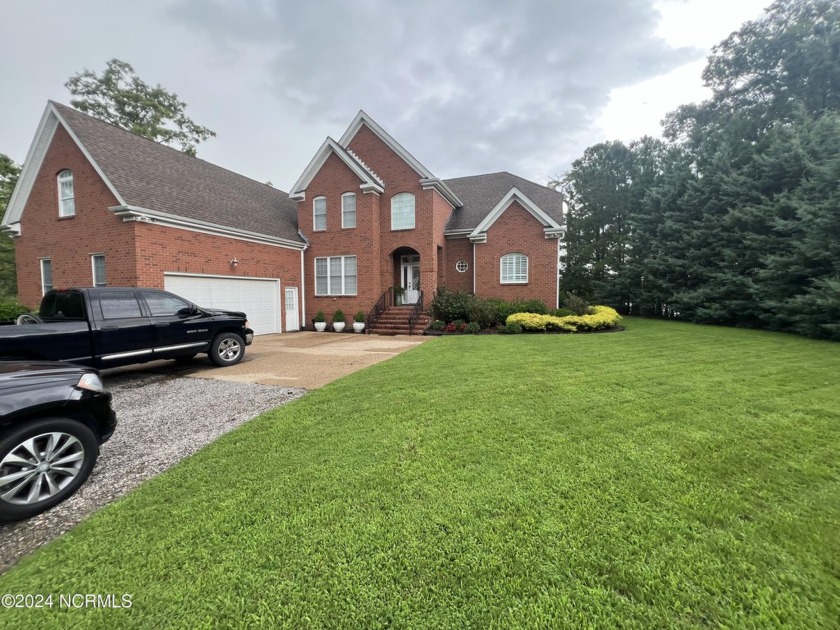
[2,103,565,334]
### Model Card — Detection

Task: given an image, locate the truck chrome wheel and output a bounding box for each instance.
[0,432,86,505]
[210,333,244,366]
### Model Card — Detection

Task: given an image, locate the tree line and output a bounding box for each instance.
[559,0,840,340]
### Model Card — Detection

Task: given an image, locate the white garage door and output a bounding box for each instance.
[164,273,281,335]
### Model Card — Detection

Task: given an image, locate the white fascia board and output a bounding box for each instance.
[444,230,472,238]
[290,137,383,198]
[468,187,562,241]
[110,205,307,251]
[1,222,21,236]
[420,178,462,209]
[2,105,57,226]
[338,110,434,179]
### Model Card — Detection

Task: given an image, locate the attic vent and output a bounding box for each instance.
[346,150,385,187]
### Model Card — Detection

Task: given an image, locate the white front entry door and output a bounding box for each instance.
[284,287,300,331]
[401,255,420,305]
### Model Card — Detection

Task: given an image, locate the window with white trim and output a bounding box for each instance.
[313,196,327,231]
[500,253,528,284]
[341,193,356,228]
[391,192,415,230]
[315,256,357,296]
[40,258,53,295]
[57,170,75,217]
[456,260,468,273]
[91,254,107,287]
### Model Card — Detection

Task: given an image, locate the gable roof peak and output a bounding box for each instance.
[337,110,435,180]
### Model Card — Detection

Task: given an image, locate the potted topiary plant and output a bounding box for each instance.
[353,310,366,333]
[332,309,346,332]
[394,286,405,306]
[313,310,327,332]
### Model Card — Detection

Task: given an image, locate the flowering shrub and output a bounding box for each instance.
[452,320,467,332]
[444,322,457,333]
[506,305,621,332]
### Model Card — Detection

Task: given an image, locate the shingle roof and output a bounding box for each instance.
[442,171,565,233]
[51,102,302,244]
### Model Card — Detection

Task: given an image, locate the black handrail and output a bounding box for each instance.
[366,287,393,334]
[407,290,424,336]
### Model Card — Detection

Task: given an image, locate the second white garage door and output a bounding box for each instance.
[164,273,281,335]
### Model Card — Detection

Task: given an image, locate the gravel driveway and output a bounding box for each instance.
[0,366,305,573]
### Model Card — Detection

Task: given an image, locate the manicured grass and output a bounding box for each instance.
[1,318,838,628]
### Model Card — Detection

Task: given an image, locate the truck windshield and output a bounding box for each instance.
[40,292,86,321]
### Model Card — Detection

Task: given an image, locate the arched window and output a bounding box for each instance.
[391,193,415,230]
[500,253,528,284]
[57,170,75,217]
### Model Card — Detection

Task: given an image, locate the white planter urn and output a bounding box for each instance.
[314,322,327,332]
[333,322,346,332]
[353,322,365,333]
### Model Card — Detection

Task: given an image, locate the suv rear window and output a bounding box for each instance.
[39,292,86,320]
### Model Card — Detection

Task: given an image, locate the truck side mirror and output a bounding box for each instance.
[177,307,193,319]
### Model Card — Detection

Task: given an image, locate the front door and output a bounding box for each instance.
[284,287,299,331]
[401,255,420,305]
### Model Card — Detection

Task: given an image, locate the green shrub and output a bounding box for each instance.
[465,322,481,334]
[0,300,30,322]
[354,311,366,323]
[562,292,590,316]
[551,308,575,317]
[333,309,345,323]
[430,320,445,331]
[514,299,548,315]
[466,299,498,328]
[431,288,477,323]
[503,322,523,334]
[314,310,325,323]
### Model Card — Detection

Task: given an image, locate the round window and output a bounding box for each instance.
[456,260,468,273]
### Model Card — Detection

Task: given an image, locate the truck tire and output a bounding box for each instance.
[0,418,99,522]
[209,332,244,367]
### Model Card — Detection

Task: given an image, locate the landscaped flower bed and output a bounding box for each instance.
[425,289,623,335]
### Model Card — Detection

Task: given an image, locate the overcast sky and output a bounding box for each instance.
[0,0,768,190]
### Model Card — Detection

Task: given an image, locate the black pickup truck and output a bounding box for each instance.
[0,288,254,369]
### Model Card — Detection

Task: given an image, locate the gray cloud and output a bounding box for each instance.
[170,0,700,182]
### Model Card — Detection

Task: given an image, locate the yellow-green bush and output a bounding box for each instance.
[506,305,621,332]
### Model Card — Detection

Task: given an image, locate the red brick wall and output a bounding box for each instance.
[474,201,558,308]
[347,126,443,301]
[444,237,473,293]
[133,222,302,330]
[299,151,382,324]
[14,125,138,308]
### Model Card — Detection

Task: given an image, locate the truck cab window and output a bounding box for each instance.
[99,292,143,319]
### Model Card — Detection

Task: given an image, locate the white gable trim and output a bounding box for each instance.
[421,178,462,209]
[468,187,563,243]
[290,137,383,201]
[110,205,307,251]
[1,103,127,228]
[338,110,434,179]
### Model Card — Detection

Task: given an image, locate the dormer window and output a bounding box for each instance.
[313,196,327,231]
[57,170,75,217]
[391,192,415,230]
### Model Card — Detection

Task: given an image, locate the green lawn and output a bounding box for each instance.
[2,318,838,628]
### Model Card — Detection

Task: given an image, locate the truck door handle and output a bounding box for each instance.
[154,323,170,328]
[101,325,118,331]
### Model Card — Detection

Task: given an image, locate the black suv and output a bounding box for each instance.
[0,362,117,521]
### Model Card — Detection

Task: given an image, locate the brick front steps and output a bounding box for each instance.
[368,305,430,336]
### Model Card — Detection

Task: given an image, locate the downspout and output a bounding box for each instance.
[298,230,310,331]
[556,237,561,309]
[472,241,476,294]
